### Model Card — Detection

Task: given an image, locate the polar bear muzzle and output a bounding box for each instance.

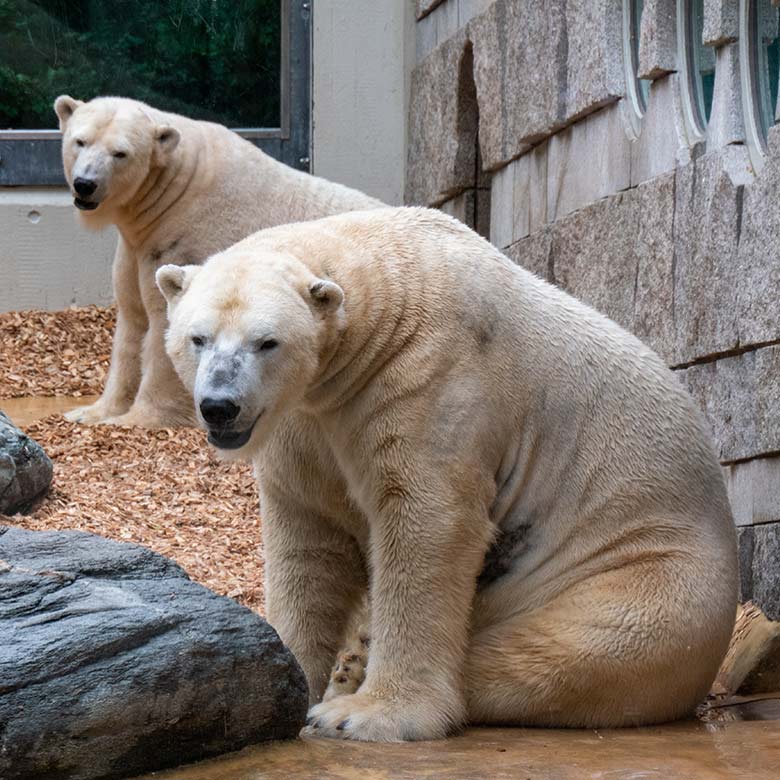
[201,399,263,450]
[199,397,240,426]
[73,177,99,210]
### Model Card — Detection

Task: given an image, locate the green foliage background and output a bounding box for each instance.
[0,0,281,129]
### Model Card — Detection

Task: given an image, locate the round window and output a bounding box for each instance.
[741,0,780,170]
[623,0,652,134]
[678,0,715,142]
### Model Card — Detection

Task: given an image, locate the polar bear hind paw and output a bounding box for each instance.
[322,635,369,702]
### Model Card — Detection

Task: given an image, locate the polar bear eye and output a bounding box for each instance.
[255,339,278,352]
[113,151,127,159]
[191,335,207,348]
[75,139,85,147]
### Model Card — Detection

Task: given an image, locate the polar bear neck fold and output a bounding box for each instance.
[118,131,203,248]
[298,232,438,415]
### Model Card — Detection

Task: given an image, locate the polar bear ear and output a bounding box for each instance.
[54,95,84,130]
[156,264,199,305]
[308,279,344,311]
[153,125,181,164]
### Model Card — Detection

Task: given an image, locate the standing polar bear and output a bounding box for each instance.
[54,95,380,428]
[157,207,737,741]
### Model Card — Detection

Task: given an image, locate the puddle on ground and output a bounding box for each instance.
[134,697,780,780]
[1,395,99,427]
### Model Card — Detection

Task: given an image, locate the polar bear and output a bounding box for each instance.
[156,207,738,741]
[54,95,381,428]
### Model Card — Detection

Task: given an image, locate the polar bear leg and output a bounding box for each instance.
[105,265,195,428]
[263,499,368,703]
[465,556,733,727]
[259,423,370,704]
[66,241,147,424]
[304,473,494,742]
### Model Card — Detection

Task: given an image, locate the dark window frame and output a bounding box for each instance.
[740,0,780,172]
[622,0,651,139]
[0,0,311,186]
[678,0,711,144]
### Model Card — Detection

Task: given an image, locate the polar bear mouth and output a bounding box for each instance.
[74,197,99,211]
[206,412,263,450]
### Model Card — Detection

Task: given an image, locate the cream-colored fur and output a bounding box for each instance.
[157,207,738,742]
[54,95,381,427]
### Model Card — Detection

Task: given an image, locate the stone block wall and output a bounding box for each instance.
[407,0,780,618]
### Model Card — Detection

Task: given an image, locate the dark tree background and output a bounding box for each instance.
[0,0,281,129]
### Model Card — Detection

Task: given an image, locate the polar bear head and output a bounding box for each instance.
[156,245,345,459]
[54,95,180,224]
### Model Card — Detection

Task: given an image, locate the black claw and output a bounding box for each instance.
[336,720,348,731]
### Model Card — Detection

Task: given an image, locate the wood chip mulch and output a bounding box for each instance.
[12,417,264,613]
[0,305,115,399]
[2,305,265,614]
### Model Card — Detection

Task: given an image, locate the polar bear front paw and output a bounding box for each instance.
[64,400,118,425]
[303,690,462,742]
[103,402,193,429]
[103,409,161,428]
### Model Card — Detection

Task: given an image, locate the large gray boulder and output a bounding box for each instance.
[0,411,53,515]
[0,526,308,780]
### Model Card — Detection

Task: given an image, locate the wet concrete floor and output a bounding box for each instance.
[1,394,99,427]
[136,697,780,780]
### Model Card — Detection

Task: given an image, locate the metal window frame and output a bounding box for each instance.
[740,0,779,173]
[623,0,648,138]
[0,0,311,186]
[678,0,709,145]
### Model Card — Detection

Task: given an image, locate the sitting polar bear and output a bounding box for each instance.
[54,95,380,428]
[156,207,737,741]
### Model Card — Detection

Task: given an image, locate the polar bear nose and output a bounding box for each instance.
[73,177,97,197]
[200,398,240,426]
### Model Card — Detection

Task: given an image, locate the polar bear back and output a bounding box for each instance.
[83,96,382,249]
[234,207,734,577]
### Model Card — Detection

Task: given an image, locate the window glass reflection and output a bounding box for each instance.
[634,0,651,111]
[755,0,780,139]
[0,0,282,130]
[691,0,715,125]
[766,19,780,127]
[625,0,651,119]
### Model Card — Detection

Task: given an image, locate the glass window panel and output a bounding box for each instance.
[624,0,651,121]
[634,0,651,112]
[756,0,780,138]
[701,70,715,123]
[691,0,715,125]
[638,77,651,110]
[0,0,281,130]
[769,27,780,123]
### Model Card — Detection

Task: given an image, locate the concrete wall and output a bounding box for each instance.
[406,0,780,618]
[0,0,414,313]
[312,0,415,205]
[0,190,117,312]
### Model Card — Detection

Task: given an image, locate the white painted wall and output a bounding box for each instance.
[312,0,415,205]
[0,189,116,312]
